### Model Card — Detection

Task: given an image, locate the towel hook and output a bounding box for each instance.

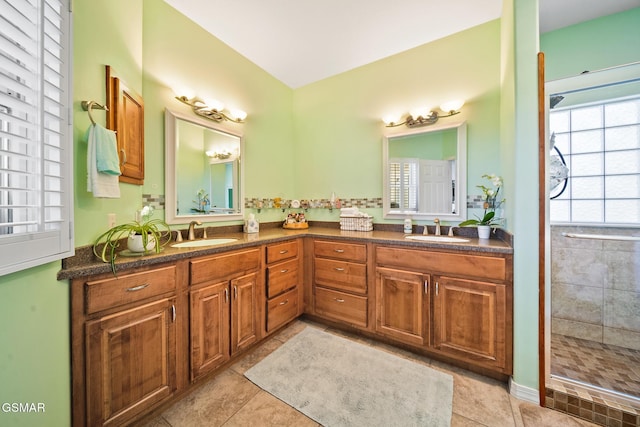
[81,100,109,126]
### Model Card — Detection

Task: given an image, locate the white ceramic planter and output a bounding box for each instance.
[477,225,491,239]
[127,233,156,252]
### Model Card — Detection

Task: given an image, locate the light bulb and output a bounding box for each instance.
[229,108,247,121]
[205,99,225,112]
[410,108,432,119]
[440,100,465,113]
[382,114,402,126]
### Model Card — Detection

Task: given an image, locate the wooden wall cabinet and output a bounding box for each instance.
[106,65,144,184]
[189,248,261,381]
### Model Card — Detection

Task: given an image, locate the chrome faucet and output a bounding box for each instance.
[434,218,441,236]
[188,220,202,240]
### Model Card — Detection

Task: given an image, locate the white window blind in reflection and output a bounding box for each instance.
[389,159,418,211]
[0,0,73,276]
[550,97,640,225]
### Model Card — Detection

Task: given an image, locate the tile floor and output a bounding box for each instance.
[551,334,640,398]
[139,319,597,427]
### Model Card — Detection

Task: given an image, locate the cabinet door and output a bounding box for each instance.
[375,267,429,346]
[106,65,144,184]
[433,276,507,370]
[85,298,176,426]
[190,281,230,381]
[231,272,259,353]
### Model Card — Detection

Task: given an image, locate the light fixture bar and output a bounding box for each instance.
[175,96,246,124]
[384,100,464,128]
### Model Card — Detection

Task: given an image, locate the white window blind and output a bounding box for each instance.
[0,0,73,276]
[389,158,418,211]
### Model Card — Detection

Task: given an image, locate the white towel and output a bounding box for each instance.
[85,124,121,198]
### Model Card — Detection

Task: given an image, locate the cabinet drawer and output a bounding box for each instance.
[314,287,367,328]
[85,265,176,314]
[267,259,298,298]
[314,258,366,294]
[266,241,298,264]
[314,240,366,262]
[190,248,260,285]
[267,288,299,332]
[376,246,507,282]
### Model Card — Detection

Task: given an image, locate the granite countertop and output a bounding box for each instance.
[58,222,513,280]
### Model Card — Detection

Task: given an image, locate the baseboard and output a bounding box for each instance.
[509,377,540,404]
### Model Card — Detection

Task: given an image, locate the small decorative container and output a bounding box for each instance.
[340,215,373,231]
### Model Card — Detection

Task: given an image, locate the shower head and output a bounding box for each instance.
[550,95,565,109]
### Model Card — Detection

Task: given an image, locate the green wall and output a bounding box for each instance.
[293,21,502,223]
[5,1,636,425]
[541,8,640,81]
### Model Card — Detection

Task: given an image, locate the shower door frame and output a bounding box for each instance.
[540,59,640,407]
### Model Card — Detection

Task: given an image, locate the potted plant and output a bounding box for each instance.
[93,205,172,273]
[459,174,504,238]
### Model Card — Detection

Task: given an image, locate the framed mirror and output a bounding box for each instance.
[165,109,244,224]
[383,121,467,221]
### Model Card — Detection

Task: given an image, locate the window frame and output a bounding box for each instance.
[0,0,74,276]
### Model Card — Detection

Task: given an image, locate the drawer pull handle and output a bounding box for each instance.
[126,283,149,292]
[334,249,345,253]
[171,304,176,322]
[334,298,345,303]
[234,285,238,299]
[279,250,288,254]
[279,299,289,306]
[334,267,345,272]
[435,281,439,296]
[224,288,229,303]
[280,269,289,273]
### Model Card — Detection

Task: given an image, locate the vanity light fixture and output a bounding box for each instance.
[175,95,247,124]
[384,100,464,128]
[206,149,235,160]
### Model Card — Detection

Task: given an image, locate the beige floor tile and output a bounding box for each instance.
[451,412,490,426]
[230,337,285,375]
[161,370,260,427]
[223,390,319,427]
[450,370,515,426]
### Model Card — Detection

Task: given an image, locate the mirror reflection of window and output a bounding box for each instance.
[387,127,458,215]
[165,109,244,224]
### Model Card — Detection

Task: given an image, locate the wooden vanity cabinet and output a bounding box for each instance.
[312,240,369,328]
[189,248,261,381]
[375,246,513,375]
[71,263,181,427]
[265,240,303,333]
[375,267,429,346]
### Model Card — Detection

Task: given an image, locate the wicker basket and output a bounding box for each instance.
[340,215,373,231]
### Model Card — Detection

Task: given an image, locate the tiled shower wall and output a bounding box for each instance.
[551,225,640,351]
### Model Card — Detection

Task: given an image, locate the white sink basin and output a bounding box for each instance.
[172,238,238,248]
[405,235,470,243]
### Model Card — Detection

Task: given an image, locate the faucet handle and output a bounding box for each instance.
[448,226,455,237]
[175,230,183,242]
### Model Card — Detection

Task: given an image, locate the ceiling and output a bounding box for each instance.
[164,0,640,89]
